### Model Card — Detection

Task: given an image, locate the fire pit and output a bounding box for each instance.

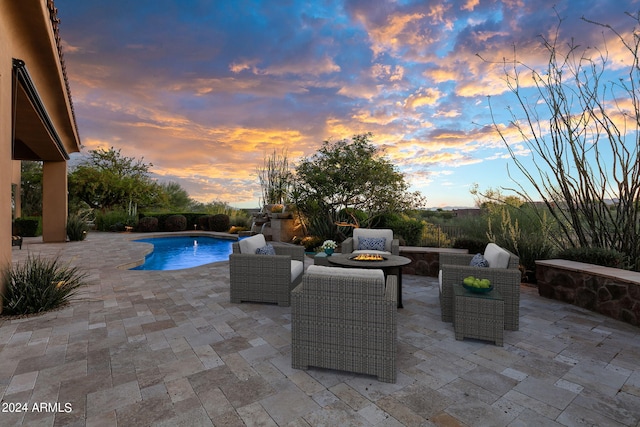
[350,254,386,261]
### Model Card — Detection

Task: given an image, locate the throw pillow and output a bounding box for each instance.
[358,237,386,252]
[255,244,276,255]
[470,253,489,267]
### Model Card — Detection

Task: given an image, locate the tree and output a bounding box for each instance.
[20,161,43,216]
[257,149,292,205]
[293,133,425,239]
[487,12,640,270]
[156,181,193,211]
[68,147,160,211]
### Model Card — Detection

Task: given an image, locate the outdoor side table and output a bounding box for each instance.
[453,284,504,346]
[313,252,331,266]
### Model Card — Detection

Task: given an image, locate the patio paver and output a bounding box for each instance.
[2,232,639,426]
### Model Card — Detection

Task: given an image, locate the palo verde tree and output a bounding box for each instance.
[68,147,161,211]
[293,133,425,239]
[486,11,640,270]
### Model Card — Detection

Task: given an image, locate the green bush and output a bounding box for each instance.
[375,213,425,246]
[301,236,324,252]
[453,238,488,254]
[66,214,90,241]
[137,216,159,232]
[2,255,89,315]
[209,214,230,232]
[557,247,628,269]
[198,215,212,230]
[96,209,137,232]
[140,213,207,231]
[13,217,40,237]
[420,223,452,247]
[164,215,187,232]
[230,213,251,228]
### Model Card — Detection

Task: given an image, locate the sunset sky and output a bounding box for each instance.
[55,0,639,209]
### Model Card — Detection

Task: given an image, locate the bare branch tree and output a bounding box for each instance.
[485,11,640,269]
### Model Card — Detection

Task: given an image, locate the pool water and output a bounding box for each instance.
[131,236,235,270]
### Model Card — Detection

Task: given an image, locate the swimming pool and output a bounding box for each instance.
[130,236,236,270]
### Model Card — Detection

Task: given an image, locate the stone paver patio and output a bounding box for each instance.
[1,231,639,426]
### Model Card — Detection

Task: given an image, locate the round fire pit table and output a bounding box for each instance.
[327,254,411,308]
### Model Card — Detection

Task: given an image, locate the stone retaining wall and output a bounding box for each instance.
[536,259,640,326]
[400,247,468,277]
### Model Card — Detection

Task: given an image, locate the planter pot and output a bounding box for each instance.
[324,248,334,256]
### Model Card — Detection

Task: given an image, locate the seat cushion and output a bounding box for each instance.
[238,234,267,254]
[306,265,385,285]
[255,244,276,255]
[353,229,394,252]
[291,260,304,281]
[358,237,386,252]
[470,253,489,267]
[484,243,510,268]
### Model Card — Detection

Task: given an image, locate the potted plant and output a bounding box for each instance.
[321,240,337,256]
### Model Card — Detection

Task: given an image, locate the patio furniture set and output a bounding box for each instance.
[229,230,521,383]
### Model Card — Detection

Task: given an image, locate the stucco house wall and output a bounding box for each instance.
[0,0,81,312]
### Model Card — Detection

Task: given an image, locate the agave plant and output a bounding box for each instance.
[2,255,89,315]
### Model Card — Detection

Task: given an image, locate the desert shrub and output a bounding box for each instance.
[209,214,230,232]
[453,238,488,255]
[230,213,251,228]
[198,215,212,230]
[301,236,324,252]
[66,214,90,241]
[137,216,159,232]
[374,212,425,246]
[420,223,452,247]
[557,247,628,269]
[13,217,40,237]
[96,209,136,232]
[164,215,187,232]
[2,255,89,315]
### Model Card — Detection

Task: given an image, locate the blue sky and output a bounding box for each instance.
[55,0,639,209]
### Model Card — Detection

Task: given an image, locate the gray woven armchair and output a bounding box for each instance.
[229,234,305,307]
[291,265,397,383]
[439,243,521,330]
[341,228,399,255]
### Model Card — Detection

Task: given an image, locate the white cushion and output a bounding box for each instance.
[438,269,443,293]
[484,243,510,269]
[291,260,304,281]
[353,229,394,253]
[306,265,385,285]
[238,234,266,254]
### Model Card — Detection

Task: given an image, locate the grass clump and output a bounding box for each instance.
[2,255,89,316]
[67,214,90,241]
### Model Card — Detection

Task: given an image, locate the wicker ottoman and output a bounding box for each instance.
[453,284,504,346]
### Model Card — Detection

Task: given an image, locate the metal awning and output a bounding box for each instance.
[12,58,69,161]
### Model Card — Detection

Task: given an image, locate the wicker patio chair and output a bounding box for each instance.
[12,236,22,249]
[341,228,399,255]
[291,265,398,383]
[229,233,305,307]
[439,243,521,330]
